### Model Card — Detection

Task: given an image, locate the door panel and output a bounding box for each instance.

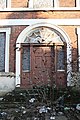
[32,46,53,86]
[56,72,67,87]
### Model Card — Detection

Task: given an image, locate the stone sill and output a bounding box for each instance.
[0,72,15,77]
[0,7,80,12]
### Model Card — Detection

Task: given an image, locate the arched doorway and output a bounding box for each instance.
[16,23,72,88]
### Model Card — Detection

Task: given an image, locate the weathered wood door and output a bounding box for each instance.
[21,44,67,88]
[31,45,54,86]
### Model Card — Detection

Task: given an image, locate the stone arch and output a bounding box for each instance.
[16,23,72,87]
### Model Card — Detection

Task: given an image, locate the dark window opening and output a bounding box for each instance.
[56,45,65,71]
[0,33,6,72]
[22,46,30,71]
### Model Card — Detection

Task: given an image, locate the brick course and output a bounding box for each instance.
[0,11,80,19]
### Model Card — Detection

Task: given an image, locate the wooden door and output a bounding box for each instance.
[21,44,67,88]
[31,45,54,86]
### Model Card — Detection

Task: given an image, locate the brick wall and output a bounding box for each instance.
[11,0,76,8]
[61,26,78,72]
[0,11,80,19]
[0,11,77,73]
[9,25,27,72]
[59,0,75,7]
[4,25,77,73]
[11,0,28,8]
[0,0,78,88]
